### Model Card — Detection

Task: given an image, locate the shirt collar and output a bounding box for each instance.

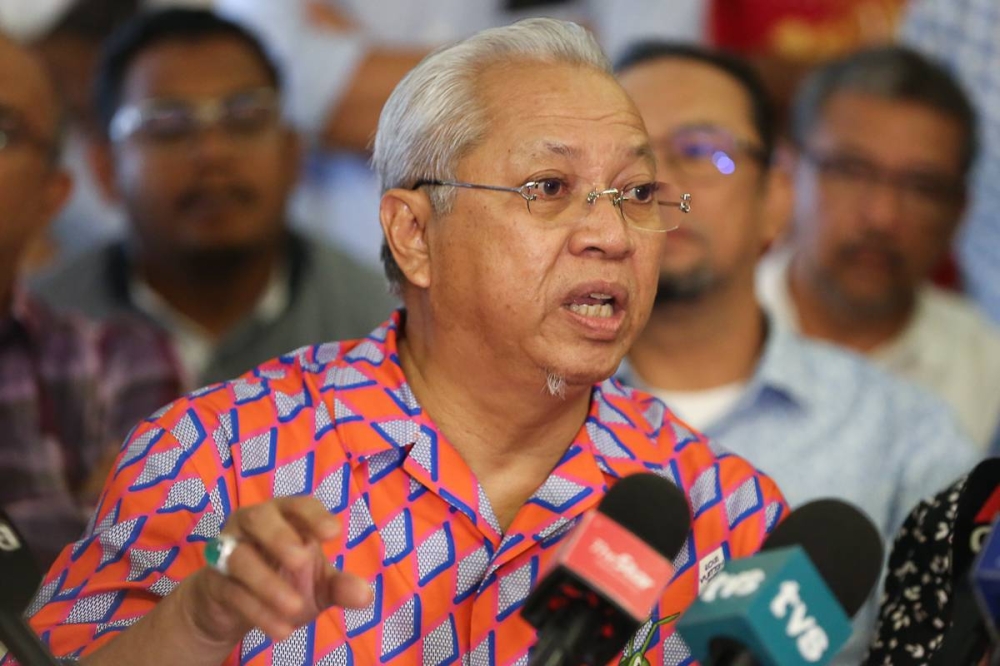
[615,315,818,420]
[328,311,678,484]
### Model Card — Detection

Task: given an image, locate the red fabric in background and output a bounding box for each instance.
[709,0,906,60]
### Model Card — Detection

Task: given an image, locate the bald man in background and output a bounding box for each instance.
[0,34,181,570]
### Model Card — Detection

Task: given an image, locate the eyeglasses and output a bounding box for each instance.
[654,126,768,183]
[412,175,692,232]
[800,147,964,221]
[0,106,55,160]
[108,88,281,145]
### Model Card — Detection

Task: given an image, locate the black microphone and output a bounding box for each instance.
[0,509,62,666]
[928,459,1000,666]
[521,472,691,666]
[690,498,884,666]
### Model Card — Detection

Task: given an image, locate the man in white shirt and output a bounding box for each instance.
[756,45,1000,450]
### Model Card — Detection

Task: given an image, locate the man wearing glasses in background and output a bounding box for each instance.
[756,46,1000,452]
[0,33,181,571]
[32,9,397,389]
[615,42,979,665]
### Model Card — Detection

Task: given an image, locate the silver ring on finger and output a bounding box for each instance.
[204,533,241,577]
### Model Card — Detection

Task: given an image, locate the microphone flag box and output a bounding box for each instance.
[972,517,1000,640]
[676,546,851,666]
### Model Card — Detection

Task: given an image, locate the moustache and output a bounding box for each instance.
[836,235,904,269]
[176,183,257,214]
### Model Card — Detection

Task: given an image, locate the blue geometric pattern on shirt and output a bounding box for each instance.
[158,477,210,513]
[116,426,166,473]
[367,448,405,484]
[380,595,422,661]
[689,464,722,518]
[725,477,763,530]
[417,523,456,587]
[273,452,314,497]
[315,462,350,513]
[239,427,277,477]
[273,623,314,665]
[496,557,538,621]
[64,591,125,624]
[346,493,377,548]
[382,508,414,565]
[232,378,269,404]
[455,542,493,603]
[464,631,495,666]
[241,627,272,662]
[587,419,636,460]
[423,614,459,666]
[125,546,179,582]
[316,643,353,666]
[528,474,592,512]
[212,409,237,468]
[97,516,145,571]
[671,531,696,578]
[344,574,384,638]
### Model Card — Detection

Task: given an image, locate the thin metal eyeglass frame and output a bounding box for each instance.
[412,178,692,232]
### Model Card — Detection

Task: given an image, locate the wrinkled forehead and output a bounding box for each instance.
[470,60,653,176]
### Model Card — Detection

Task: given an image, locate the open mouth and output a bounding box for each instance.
[566,293,616,319]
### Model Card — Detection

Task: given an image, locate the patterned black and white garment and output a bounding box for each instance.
[864,477,964,665]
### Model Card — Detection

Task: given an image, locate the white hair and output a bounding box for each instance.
[371,17,612,289]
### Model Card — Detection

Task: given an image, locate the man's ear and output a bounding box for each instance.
[760,143,795,250]
[87,137,121,203]
[380,188,434,289]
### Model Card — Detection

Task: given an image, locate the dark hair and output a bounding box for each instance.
[614,41,777,165]
[94,8,281,138]
[45,0,141,41]
[791,45,978,175]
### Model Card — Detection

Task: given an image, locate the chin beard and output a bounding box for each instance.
[654,265,715,306]
[544,372,568,399]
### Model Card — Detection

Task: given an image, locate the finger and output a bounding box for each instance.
[218,538,307,620]
[207,570,300,642]
[316,567,374,610]
[230,502,312,571]
[278,496,341,542]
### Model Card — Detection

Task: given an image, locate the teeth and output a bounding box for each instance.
[568,303,614,318]
[589,292,613,300]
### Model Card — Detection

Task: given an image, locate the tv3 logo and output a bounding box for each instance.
[701,569,831,662]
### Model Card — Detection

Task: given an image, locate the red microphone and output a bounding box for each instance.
[521,473,692,666]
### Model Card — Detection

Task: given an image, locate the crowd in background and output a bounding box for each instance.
[1,1,999,664]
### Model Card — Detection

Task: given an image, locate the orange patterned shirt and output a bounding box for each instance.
[14,311,786,665]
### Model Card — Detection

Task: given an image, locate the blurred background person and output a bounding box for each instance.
[0,32,181,570]
[902,0,1000,331]
[32,9,397,388]
[215,0,707,271]
[757,46,1000,451]
[615,41,979,666]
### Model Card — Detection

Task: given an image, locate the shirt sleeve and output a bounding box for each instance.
[15,395,236,662]
[215,0,369,135]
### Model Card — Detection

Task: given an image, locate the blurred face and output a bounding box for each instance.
[423,62,666,387]
[619,58,783,305]
[791,92,966,316]
[0,39,69,276]
[105,37,299,260]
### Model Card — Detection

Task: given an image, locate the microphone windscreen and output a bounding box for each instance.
[0,509,42,613]
[953,459,1000,576]
[761,498,883,616]
[597,472,690,559]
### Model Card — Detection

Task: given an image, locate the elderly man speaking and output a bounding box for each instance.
[17,17,785,666]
